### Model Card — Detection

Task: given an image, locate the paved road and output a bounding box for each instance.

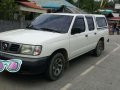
[0,35,120,90]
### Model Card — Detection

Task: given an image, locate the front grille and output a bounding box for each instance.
[0,41,20,54]
[9,44,20,53]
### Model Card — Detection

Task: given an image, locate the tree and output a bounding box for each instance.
[114,0,120,3]
[105,1,114,9]
[67,0,74,4]
[67,0,100,13]
[79,0,100,13]
[0,0,17,20]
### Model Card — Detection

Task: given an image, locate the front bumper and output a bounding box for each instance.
[0,52,49,74]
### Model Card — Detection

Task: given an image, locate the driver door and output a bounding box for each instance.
[69,16,89,59]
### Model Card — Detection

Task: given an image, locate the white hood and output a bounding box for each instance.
[0,29,64,45]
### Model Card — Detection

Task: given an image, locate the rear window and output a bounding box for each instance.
[96,17,107,28]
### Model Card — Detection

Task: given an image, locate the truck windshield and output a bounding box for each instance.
[27,14,73,33]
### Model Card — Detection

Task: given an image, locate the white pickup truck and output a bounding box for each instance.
[0,13,109,80]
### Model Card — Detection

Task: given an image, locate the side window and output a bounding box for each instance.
[96,17,107,28]
[86,16,95,31]
[71,16,85,35]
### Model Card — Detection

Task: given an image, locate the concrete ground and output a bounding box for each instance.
[0,35,120,90]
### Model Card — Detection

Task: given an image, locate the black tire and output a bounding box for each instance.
[93,40,104,57]
[46,53,65,81]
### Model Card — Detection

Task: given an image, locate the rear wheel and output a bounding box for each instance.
[46,53,65,81]
[93,40,104,57]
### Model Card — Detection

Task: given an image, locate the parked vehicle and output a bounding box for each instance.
[0,13,109,80]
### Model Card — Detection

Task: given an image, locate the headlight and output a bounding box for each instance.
[20,45,42,56]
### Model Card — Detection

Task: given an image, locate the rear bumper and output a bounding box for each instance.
[0,52,49,74]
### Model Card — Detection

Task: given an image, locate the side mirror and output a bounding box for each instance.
[71,28,80,35]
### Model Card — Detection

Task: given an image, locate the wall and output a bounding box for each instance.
[0,20,30,32]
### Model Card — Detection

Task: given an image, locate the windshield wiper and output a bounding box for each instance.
[26,25,39,30]
[40,28,61,33]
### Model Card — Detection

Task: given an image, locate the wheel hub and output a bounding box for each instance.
[53,58,63,76]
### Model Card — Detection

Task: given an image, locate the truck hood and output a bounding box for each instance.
[0,29,64,45]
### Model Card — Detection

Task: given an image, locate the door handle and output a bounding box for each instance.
[85,35,88,37]
[94,32,97,35]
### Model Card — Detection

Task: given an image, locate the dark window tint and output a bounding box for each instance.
[96,17,107,28]
[71,16,85,34]
[86,16,95,31]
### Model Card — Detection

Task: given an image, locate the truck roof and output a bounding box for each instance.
[46,13,105,17]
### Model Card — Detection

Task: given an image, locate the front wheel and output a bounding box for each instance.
[46,53,65,81]
[93,40,104,57]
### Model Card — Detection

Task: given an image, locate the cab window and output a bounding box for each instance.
[71,16,85,35]
[86,16,95,31]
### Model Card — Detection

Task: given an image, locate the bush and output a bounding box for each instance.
[0,0,17,20]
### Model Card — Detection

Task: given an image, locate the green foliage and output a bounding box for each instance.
[67,0,114,13]
[67,0,74,4]
[105,1,114,9]
[114,0,120,3]
[67,0,100,13]
[78,0,100,13]
[0,0,17,20]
